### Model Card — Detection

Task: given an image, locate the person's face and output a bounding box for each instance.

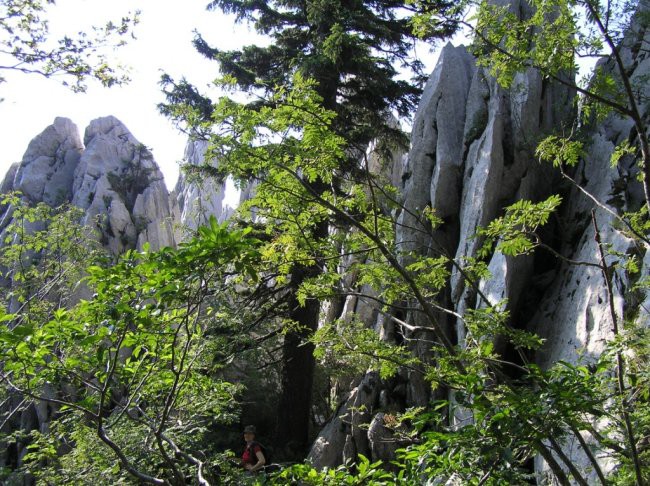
[244,431,254,441]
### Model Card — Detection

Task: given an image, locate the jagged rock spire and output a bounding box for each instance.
[1,116,177,255]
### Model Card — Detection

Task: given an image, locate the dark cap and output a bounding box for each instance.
[243,425,256,434]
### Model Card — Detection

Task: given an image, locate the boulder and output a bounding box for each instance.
[367,413,399,464]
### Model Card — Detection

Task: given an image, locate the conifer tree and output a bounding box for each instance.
[176,0,457,149]
[161,0,458,456]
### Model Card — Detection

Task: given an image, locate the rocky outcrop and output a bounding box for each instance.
[309,3,648,482]
[71,116,176,253]
[531,8,649,368]
[397,43,476,260]
[308,365,413,469]
[173,139,233,235]
[0,116,177,255]
[527,9,650,480]
[1,116,247,256]
[0,118,84,239]
[12,117,83,207]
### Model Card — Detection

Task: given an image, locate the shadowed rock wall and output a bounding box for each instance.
[308,4,649,482]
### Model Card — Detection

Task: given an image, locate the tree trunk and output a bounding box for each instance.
[275,268,321,457]
[275,65,339,457]
[275,211,329,456]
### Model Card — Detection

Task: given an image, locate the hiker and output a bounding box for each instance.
[241,425,266,473]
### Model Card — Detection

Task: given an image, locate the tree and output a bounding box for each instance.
[0,201,262,484]
[160,0,459,455]
[167,73,562,485]
[164,0,649,482]
[164,0,458,148]
[0,0,138,92]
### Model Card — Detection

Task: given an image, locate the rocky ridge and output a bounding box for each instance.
[1,116,177,255]
[307,34,576,468]
[0,116,237,254]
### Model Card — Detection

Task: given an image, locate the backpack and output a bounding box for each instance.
[247,440,271,465]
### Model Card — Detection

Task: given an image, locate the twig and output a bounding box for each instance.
[568,423,608,485]
[592,210,643,485]
[547,434,590,486]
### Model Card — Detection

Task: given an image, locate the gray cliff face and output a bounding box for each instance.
[0,117,242,267]
[0,118,84,239]
[309,8,648,484]
[397,44,476,260]
[528,10,650,480]
[531,9,650,369]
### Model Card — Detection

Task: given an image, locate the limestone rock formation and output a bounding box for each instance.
[0,118,84,240]
[0,163,18,196]
[1,116,177,254]
[174,139,233,235]
[71,116,176,253]
[308,372,383,467]
[397,43,476,260]
[531,8,649,369]
[526,9,649,479]
[309,3,648,482]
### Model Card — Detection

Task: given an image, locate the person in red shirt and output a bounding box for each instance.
[241,425,266,473]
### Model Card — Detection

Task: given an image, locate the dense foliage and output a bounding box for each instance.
[160,0,461,455]
[0,0,649,484]
[0,203,262,484]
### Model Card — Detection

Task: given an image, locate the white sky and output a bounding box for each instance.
[0,0,453,190]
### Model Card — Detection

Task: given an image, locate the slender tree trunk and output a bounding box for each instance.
[275,271,320,455]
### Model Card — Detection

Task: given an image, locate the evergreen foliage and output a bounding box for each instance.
[162,0,458,149]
